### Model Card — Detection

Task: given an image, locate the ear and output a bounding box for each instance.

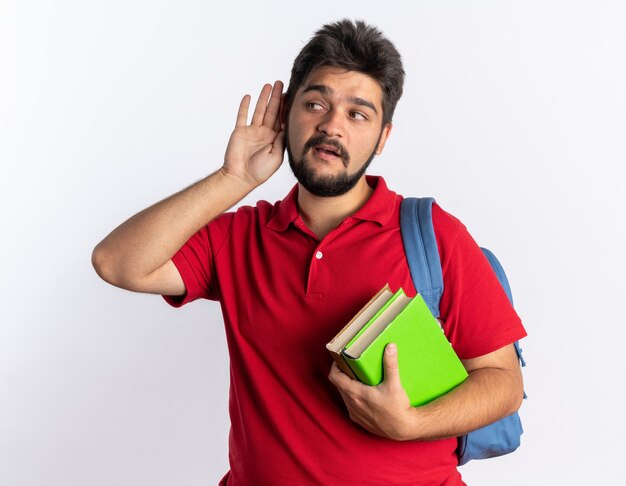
[375,123,393,155]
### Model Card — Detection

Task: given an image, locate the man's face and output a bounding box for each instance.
[285,66,392,197]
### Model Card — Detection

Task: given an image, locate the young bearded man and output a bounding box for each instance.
[92,19,526,485]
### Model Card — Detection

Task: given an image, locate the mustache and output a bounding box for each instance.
[303,135,350,167]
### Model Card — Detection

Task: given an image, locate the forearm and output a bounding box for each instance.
[404,365,523,441]
[92,168,254,289]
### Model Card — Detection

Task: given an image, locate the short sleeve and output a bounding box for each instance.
[162,212,234,307]
[433,204,527,359]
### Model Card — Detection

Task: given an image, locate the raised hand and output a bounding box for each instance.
[222,80,285,188]
[93,81,286,296]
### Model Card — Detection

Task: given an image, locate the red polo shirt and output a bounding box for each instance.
[164,176,526,485]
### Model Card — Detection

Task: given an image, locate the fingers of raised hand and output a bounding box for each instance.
[235,94,251,127]
[249,83,272,126]
[263,81,284,129]
[246,81,283,128]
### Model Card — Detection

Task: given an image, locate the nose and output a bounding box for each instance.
[317,109,344,138]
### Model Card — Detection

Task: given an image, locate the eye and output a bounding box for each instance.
[349,111,367,121]
[306,102,325,111]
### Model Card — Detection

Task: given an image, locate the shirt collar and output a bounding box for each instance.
[266,175,397,232]
[266,183,300,232]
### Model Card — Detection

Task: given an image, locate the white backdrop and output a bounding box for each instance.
[2,1,625,484]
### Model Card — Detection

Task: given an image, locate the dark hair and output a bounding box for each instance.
[285,19,405,126]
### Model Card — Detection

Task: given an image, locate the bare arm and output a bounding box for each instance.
[92,81,285,295]
[328,343,523,441]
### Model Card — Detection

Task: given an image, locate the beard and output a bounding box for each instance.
[286,127,380,198]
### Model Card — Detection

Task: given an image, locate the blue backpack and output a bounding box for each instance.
[400,197,526,465]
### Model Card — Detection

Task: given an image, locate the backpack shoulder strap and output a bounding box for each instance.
[400,197,444,318]
[401,198,526,367]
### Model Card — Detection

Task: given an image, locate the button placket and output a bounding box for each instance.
[306,243,328,297]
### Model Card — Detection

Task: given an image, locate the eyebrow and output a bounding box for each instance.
[302,84,379,114]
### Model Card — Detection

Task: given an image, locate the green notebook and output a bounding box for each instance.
[338,286,468,407]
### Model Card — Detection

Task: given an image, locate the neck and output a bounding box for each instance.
[297,176,374,240]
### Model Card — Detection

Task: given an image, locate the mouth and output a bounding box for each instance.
[301,136,350,167]
[315,145,341,157]
[313,144,343,161]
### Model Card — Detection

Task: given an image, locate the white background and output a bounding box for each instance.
[2,1,625,484]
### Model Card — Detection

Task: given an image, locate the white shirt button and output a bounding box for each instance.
[315,251,323,260]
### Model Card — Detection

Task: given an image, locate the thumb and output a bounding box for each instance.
[382,343,402,389]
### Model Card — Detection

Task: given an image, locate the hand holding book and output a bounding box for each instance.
[328,342,419,441]
[327,284,468,407]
